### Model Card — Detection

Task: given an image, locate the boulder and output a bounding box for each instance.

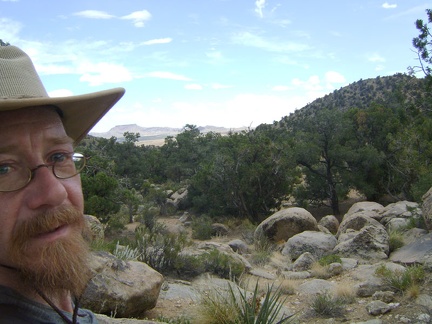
[345,201,384,221]
[84,214,105,242]
[422,187,432,231]
[227,239,250,254]
[281,231,337,260]
[166,188,188,208]
[390,232,432,269]
[334,214,389,260]
[379,201,421,227]
[255,207,318,243]
[291,252,316,271]
[81,251,164,318]
[318,215,339,234]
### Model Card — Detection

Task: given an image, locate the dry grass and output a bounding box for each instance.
[310,262,332,279]
[333,283,357,304]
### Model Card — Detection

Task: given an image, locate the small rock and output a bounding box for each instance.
[372,291,395,303]
[366,300,392,316]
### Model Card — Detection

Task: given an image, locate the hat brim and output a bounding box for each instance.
[0,87,125,145]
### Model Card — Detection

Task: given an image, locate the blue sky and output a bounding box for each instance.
[1,0,430,132]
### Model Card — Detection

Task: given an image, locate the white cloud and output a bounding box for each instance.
[232,31,310,52]
[325,71,346,84]
[185,83,203,90]
[74,10,114,19]
[121,10,151,27]
[367,53,386,62]
[255,0,266,18]
[145,71,191,81]
[272,85,290,91]
[141,38,172,45]
[79,62,133,86]
[382,2,397,9]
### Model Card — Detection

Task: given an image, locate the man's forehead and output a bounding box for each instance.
[0,106,73,150]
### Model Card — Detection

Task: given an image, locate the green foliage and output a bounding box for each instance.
[191,215,214,240]
[202,249,245,279]
[318,254,342,266]
[134,224,191,274]
[188,127,297,223]
[309,292,345,317]
[411,9,432,78]
[375,264,426,293]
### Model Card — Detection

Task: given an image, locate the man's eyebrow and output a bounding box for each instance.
[0,136,74,155]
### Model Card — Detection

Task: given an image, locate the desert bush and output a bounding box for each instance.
[134,225,191,274]
[202,249,245,280]
[192,215,214,240]
[375,264,426,293]
[173,254,206,278]
[388,229,405,253]
[309,292,345,317]
[250,250,272,266]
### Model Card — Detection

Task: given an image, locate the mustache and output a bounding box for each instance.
[12,206,84,241]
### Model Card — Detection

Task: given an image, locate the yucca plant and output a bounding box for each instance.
[228,282,295,324]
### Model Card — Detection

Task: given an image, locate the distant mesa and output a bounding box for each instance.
[90,124,248,146]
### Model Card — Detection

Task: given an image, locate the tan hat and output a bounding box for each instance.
[0,45,125,144]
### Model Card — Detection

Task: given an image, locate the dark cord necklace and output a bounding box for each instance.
[0,263,79,324]
[36,288,80,324]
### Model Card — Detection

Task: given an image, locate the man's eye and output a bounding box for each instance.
[49,152,69,163]
[0,164,12,176]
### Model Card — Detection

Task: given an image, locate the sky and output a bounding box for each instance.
[1,0,431,133]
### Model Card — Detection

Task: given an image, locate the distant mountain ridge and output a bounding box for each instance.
[90,124,247,143]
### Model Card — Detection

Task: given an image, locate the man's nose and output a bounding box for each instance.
[25,165,68,209]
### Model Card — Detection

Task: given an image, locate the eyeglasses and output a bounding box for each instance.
[0,152,87,192]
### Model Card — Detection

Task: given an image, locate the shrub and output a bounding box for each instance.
[173,254,206,278]
[202,249,245,280]
[309,292,345,317]
[250,250,272,266]
[375,264,425,293]
[388,229,405,253]
[134,225,191,274]
[192,215,214,240]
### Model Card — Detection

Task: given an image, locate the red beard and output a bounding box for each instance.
[8,206,91,298]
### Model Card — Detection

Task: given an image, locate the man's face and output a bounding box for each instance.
[0,106,90,296]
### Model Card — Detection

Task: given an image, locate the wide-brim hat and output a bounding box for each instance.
[0,45,125,144]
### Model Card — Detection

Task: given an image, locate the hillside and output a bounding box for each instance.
[281,73,432,123]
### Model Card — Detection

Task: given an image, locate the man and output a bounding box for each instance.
[0,44,125,323]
